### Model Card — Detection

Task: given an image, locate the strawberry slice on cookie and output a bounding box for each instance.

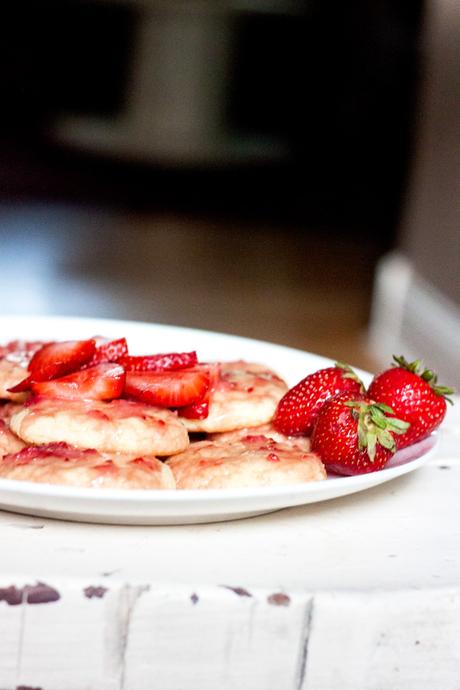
[31,363,125,401]
[119,351,198,373]
[124,367,210,408]
[10,339,97,392]
[179,363,220,419]
[89,338,129,364]
[29,339,97,380]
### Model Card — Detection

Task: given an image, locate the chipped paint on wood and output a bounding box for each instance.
[0,582,60,606]
[221,585,252,598]
[25,582,60,605]
[0,585,23,605]
[267,592,291,607]
[83,586,108,599]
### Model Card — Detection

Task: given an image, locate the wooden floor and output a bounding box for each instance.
[0,203,380,372]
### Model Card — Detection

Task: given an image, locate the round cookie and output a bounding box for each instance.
[0,402,24,422]
[0,442,175,489]
[0,340,45,402]
[0,359,28,402]
[10,398,189,456]
[181,361,288,433]
[209,423,311,452]
[0,419,26,456]
[0,340,45,367]
[166,436,326,489]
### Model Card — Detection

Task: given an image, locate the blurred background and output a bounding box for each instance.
[0,0,458,382]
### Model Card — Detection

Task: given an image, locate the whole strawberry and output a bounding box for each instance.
[367,355,454,449]
[311,392,410,475]
[273,362,363,436]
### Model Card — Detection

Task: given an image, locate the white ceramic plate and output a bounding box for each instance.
[0,315,437,524]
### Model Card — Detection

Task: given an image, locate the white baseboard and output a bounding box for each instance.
[368,251,460,387]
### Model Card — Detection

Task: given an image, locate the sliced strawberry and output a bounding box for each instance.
[119,351,198,373]
[32,363,125,401]
[179,400,209,419]
[7,375,35,393]
[179,363,220,419]
[29,339,96,381]
[9,338,98,393]
[89,338,129,364]
[124,367,210,407]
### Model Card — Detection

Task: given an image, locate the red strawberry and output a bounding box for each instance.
[90,338,128,364]
[9,339,97,393]
[273,362,364,436]
[367,355,454,449]
[29,339,97,379]
[179,363,220,419]
[118,351,198,372]
[179,400,209,419]
[32,363,125,401]
[311,392,410,475]
[124,367,210,408]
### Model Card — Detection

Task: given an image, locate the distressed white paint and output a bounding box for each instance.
[305,589,460,690]
[1,401,459,690]
[124,587,312,690]
[18,586,121,690]
[0,601,23,690]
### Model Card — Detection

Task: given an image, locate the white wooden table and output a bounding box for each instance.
[1,401,459,690]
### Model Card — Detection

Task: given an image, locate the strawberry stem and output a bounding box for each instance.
[392,355,455,403]
[334,361,364,390]
[344,400,410,462]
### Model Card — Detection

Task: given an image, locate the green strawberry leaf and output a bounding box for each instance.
[432,384,455,403]
[374,402,394,415]
[377,429,396,451]
[393,355,421,374]
[421,369,435,382]
[358,423,367,449]
[387,417,410,432]
[392,354,455,402]
[369,406,388,429]
[351,400,409,462]
[366,432,377,462]
[335,361,364,389]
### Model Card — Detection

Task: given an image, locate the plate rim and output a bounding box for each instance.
[0,312,338,369]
